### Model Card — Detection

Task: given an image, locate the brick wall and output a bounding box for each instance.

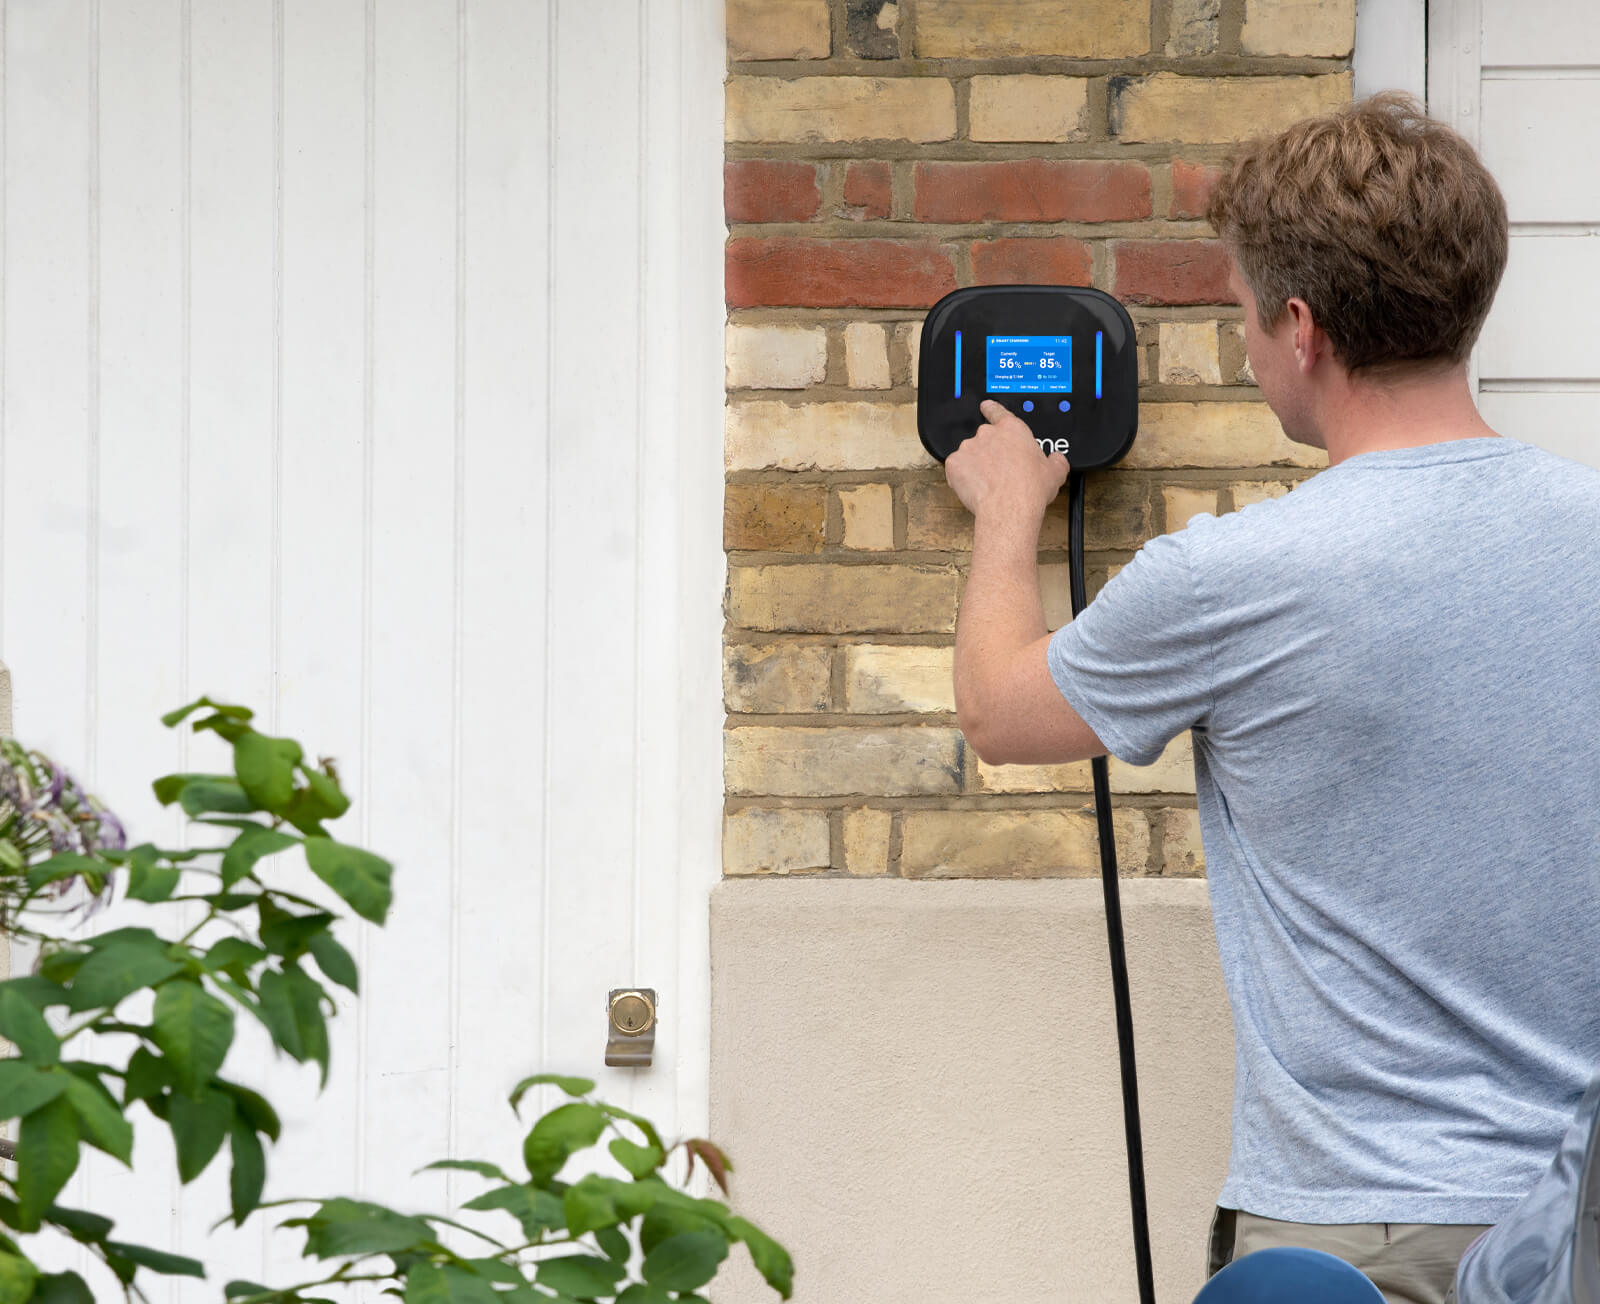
[723,0,1351,879]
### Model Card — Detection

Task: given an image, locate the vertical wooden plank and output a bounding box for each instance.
[181,0,278,1289]
[362,0,458,1205]
[2,0,93,757]
[88,0,188,1292]
[451,0,550,1182]
[262,0,370,1281]
[542,0,644,1105]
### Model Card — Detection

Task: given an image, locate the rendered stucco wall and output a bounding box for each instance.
[710,878,1235,1304]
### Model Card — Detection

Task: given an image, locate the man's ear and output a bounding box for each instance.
[1285,296,1325,374]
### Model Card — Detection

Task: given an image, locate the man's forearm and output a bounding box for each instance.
[954,507,1050,741]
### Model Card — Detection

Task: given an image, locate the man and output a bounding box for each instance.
[944,93,1600,1304]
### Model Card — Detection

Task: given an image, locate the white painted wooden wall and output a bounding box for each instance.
[0,0,724,1296]
[1433,0,1600,468]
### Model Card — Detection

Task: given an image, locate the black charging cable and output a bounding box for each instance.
[1068,470,1157,1304]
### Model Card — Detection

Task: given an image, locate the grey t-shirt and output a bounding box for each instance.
[1047,437,1600,1225]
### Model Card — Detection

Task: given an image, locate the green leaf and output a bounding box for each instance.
[728,1216,794,1299]
[563,1176,619,1237]
[102,1240,206,1277]
[0,985,61,1063]
[295,1199,434,1260]
[30,1271,93,1304]
[0,1250,38,1304]
[162,697,254,728]
[0,1060,68,1121]
[233,733,303,811]
[641,1232,728,1293]
[46,1204,114,1242]
[223,1283,273,1300]
[403,1264,501,1304]
[122,1048,172,1106]
[16,1097,80,1230]
[25,855,107,893]
[614,1287,672,1304]
[595,1226,630,1263]
[523,1102,607,1186]
[509,1074,595,1110]
[151,772,211,806]
[258,903,336,958]
[65,939,185,1012]
[126,857,182,902]
[36,950,87,985]
[609,1137,664,1178]
[285,963,331,1085]
[534,1256,625,1299]
[282,767,351,837]
[419,1159,507,1181]
[220,825,300,890]
[303,837,392,925]
[219,1081,281,1142]
[177,778,259,817]
[228,1114,266,1225]
[151,979,235,1096]
[307,931,359,993]
[59,1073,133,1164]
[168,1087,232,1182]
[460,1184,565,1239]
[204,937,268,977]
[595,1102,666,1154]
[254,968,303,1060]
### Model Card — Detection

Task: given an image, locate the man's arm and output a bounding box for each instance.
[947,400,1107,766]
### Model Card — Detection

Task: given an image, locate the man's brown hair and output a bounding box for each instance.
[1207,93,1508,375]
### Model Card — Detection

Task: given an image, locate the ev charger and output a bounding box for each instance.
[917,284,1156,1304]
[916,284,1139,469]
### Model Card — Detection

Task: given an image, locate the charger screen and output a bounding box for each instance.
[986,335,1072,393]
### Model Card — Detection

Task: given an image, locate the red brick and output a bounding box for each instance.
[726,237,958,309]
[971,238,1092,286]
[1112,240,1236,305]
[843,161,892,220]
[914,160,1151,223]
[1170,160,1222,220]
[725,160,821,224]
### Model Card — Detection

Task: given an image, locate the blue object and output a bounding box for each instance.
[1096,329,1104,398]
[1192,1248,1385,1304]
[1023,400,1034,412]
[1454,1068,1600,1304]
[985,334,1072,393]
[1060,400,1071,412]
[954,330,961,398]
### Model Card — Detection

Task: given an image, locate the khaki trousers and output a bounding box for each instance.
[1207,1207,1491,1304]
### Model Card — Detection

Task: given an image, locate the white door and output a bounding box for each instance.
[1433,0,1600,467]
[0,0,723,1295]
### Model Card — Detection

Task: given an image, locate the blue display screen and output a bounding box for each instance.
[986,336,1072,393]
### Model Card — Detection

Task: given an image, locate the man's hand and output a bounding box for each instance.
[944,399,1069,519]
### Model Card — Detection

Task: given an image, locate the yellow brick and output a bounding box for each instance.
[726,401,931,471]
[725,482,827,552]
[727,0,832,60]
[1162,486,1218,534]
[725,726,965,796]
[1158,321,1222,386]
[900,807,1149,877]
[1162,808,1206,876]
[1167,0,1220,56]
[726,324,828,390]
[844,323,891,390]
[1230,479,1293,510]
[1242,0,1356,57]
[724,643,833,713]
[1113,73,1353,144]
[1038,563,1074,630]
[843,807,893,876]
[975,757,1093,792]
[723,807,832,875]
[1222,322,1257,385]
[1123,403,1326,470]
[843,645,955,713]
[899,321,923,386]
[969,76,1091,143]
[916,0,1150,58]
[839,483,895,551]
[729,563,957,633]
[1109,732,1195,794]
[726,77,956,144]
[905,476,1150,551]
